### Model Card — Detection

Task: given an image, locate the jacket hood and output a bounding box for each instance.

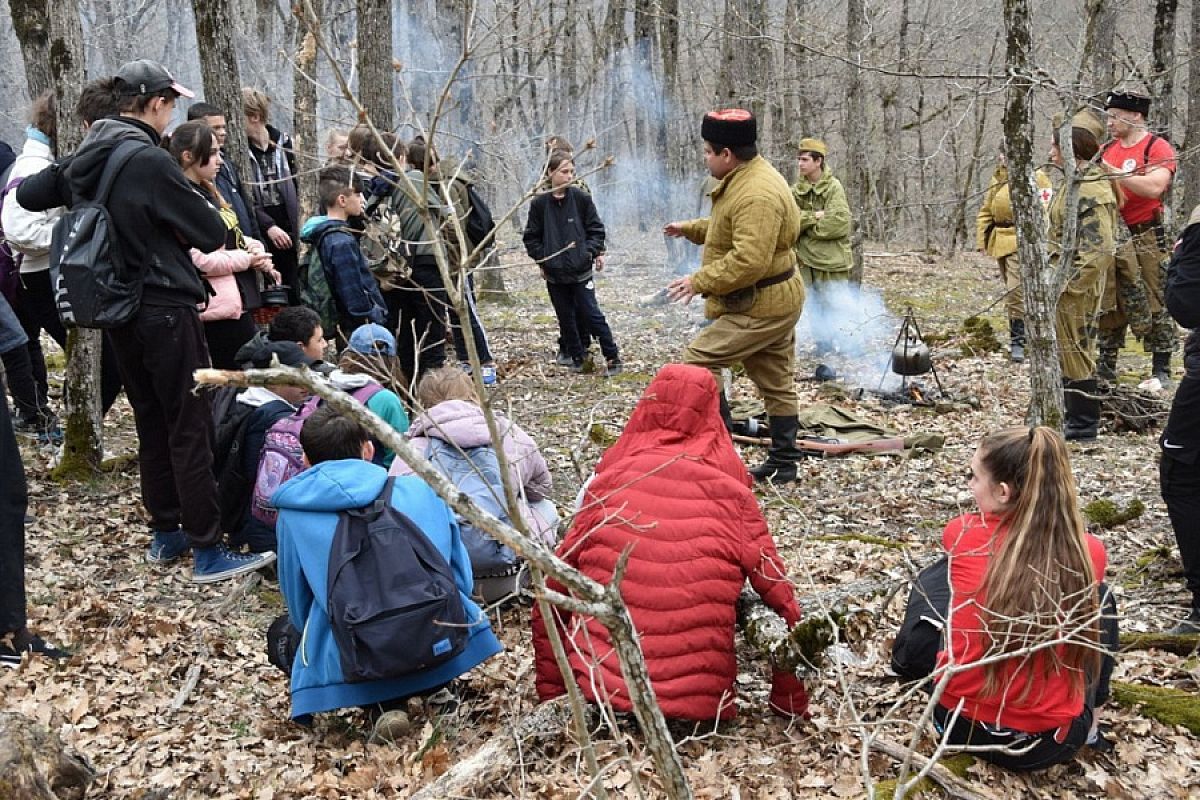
[64,117,158,199]
[409,400,502,450]
[594,364,751,485]
[328,368,371,391]
[794,165,836,195]
[234,331,270,366]
[300,216,343,243]
[272,459,389,512]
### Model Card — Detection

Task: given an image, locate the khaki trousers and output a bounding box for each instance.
[996,254,1024,321]
[684,310,802,416]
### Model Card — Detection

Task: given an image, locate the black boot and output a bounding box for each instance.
[1152,351,1173,387]
[1009,319,1026,363]
[1095,348,1118,383]
[718,392,735,433]
[748,415,805,484]
[1063,379,1100,441]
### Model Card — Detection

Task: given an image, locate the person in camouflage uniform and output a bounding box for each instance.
[976,152,1053,362]
[790,138,851,354]
[1048,114,1119,440]
[1098,91,1178,385]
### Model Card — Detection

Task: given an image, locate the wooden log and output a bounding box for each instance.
[737,590,836,674]
[0,712,94,800]
[408,699,571,800]
[1111,681,1200,735]
[1119,632,1200,656]
[870,739,995,800]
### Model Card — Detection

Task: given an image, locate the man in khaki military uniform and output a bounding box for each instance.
[665,109,805,483]
[791,138,852,355]
[1049,111,1119,440]
[1099,91,1177,385]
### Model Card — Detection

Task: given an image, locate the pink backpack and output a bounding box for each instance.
[250,383,387,527]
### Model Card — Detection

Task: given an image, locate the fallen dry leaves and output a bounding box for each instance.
[2,237,1197,798]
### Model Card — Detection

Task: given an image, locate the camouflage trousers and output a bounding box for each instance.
[1059,281,1105,381]
[1097,226,1176,355]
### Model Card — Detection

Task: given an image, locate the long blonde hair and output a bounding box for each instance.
[976,426,1101,700]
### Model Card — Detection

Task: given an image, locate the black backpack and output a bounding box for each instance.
[462,182,496,251]
[210,387,257,532]
[327,477,469,683]
[50,140,148,328]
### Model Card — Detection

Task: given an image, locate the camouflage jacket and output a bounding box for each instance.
[1048,163,1117,297]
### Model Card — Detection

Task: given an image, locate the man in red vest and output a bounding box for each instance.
[1099,91,1178,386]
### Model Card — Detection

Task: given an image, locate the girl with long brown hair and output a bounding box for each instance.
[931,426,1117,770]
[168,120,279,369]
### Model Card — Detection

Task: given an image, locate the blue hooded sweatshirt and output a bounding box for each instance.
[272,459,502,719]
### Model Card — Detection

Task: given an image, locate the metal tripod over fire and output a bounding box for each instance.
[880,306,946,397]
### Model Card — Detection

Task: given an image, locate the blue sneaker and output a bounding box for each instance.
[146,529,191,564]
[481,364,497,386]
[192,545,276,584]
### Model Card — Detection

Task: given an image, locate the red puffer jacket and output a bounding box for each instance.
[531,364,805,721]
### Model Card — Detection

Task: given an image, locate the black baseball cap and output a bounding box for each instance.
[114,59,195,99]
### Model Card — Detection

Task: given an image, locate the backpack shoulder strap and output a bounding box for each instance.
[94,140,148,205]
[1143,133,1159,164]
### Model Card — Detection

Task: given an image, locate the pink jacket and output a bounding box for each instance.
[389,399,556,544]
[190,237,265,321]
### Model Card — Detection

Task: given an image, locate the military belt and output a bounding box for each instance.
[1126,219,1163,236]
[754,267,796,290]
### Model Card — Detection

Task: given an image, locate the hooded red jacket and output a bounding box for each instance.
[531,364,803,720]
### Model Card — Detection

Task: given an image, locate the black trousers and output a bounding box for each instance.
[1161,452,1200,610]
[449,273,493,364]
[545,279,618,363]
[107,305,221,548]
[262,205,300,306]
[0,389,27,634]
[204,314,258,371]
[391,263,449,382]
[12,269,123,415]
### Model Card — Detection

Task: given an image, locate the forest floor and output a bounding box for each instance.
[4,233,1199,799]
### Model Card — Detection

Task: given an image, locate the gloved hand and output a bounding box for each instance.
[768,670,810,719]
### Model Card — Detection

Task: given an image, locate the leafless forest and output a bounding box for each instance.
[2,0,1196,248]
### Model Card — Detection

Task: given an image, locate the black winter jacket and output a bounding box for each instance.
[523,186,605,285]
[1162,220,1200,463]
[16,116,226,308]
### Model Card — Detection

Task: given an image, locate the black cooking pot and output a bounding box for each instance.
[261,284,290,307]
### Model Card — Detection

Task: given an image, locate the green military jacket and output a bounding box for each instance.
[1047,163,1118,297]
[680,156,804,319]
[791,166,852,273]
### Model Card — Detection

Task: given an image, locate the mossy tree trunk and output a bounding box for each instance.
[1001,0,1064,429]
[844,0,868,283]
[47,0,104,480]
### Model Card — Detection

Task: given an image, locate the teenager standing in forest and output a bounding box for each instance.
[243,88,301,305]
[524,151,622,376]
[790,137,852,355]
[1098,91,1177,386]
[17,60,276,583]
[664,109,804,483]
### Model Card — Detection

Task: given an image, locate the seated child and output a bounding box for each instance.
[893,426,1118,771]
[327,323,410,467]
[271,405,502,731]
[531,364,807,721]
[268,305,329,366]
[225,340,317,553]
[391,366,557,602]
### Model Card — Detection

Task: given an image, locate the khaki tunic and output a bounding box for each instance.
[975,165,1053,320]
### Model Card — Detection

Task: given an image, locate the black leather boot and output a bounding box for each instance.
[1009,319,1026,363]
[1095,348,1118,383]
[1153,351,1173,387]
[749,415,805,484]
[1063,379,1100,441]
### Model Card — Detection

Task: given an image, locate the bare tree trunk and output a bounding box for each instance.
[780,0,808,145]
[293,0,322,221]
[1151,0,1178,140]
[1091,0,1116,95]
[1184,0,1200,217]
[356,0,395,130]
[192,0,252,185]
[8,0,52,98]
[844,0,868,283]
[1002,0,1063,428]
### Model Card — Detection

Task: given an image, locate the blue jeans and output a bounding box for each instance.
[545,280,618,363]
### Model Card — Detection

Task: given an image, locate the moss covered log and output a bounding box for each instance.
[1111,681,1200,735]
[737,591,837,673]
[1119,632,1200,656]
[1082,498,1146,529]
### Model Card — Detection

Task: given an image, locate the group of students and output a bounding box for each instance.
[0,59,1143,777]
